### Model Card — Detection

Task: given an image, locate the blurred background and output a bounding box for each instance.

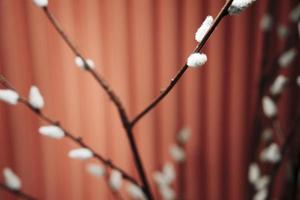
[0,0,299,199]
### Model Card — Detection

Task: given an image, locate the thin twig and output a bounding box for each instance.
[41,5,156,198]
[0,76,138,186]
[131,0,234,126]
[42,7,129,127]
[0,183,37,200]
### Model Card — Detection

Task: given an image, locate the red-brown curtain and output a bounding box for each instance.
[0,0,297,199]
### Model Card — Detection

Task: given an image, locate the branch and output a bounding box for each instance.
[266,115,300,200]
[41,7,152,198]
[131,0,234,126]
[34,1,234,198]
[0,183,37,200]
[42,7,129,127]
[0,75,138,186]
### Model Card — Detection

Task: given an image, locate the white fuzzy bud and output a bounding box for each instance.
[260,143,281,163]
[290,4,300,22]
[86,164,105,178]
[153,171,170,186]
[163,162,176,184]
[32,0,48,7]
[3,168,22,190]
[0,89,19,105]
[228,0,256,15]
[74,57,95,70]
[297,76,300,87]
[270,75,288,96]
[262,96,277,118]
[253,188,268,200]
[109,170,123,191]
[160,186,176,200]
[277,25,289,39]
[176,128,191,144]
[169,144,186,163]
[39,125,65,139]
[68,148,93,160]
[28,86,44,109]
[75,56,85,69]
[195,16,214,43]
[254,176,270,191]
[187,53,207,68]
[127,184,146,200]
[86,59,95,69]
[278,48,297,68]
[248,163,260,184]
[260,14,272,32]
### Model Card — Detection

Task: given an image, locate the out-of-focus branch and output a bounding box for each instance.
[247,1,300,198]
[0,182,37,200]
[271,119,284,144]
[0,75,138,186]
[131,0,234,126]
[248,0,278,163]
[266,115,300,200]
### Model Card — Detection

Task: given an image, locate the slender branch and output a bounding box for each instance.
[249,0,300,196]
[37,1,234,198]
[87,69,129,127]
[266,115,300,200]
[126,127,153,199]
[0,183,37,200]
[42,7,129,127]
[41,7,152,198]
[131,0,234,126]
[0,76,138,186]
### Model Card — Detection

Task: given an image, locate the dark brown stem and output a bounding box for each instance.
[42,7,152,198]
[43,7,80,57]
[0,183,37,200]
[0,77,138,186]
[126,127,153,199]
[87,69,129,127]
[42,7,128,127]
[131,0,234,126]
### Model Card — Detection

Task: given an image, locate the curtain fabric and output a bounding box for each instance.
[0,0,297,199]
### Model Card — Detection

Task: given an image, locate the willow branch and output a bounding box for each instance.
[131,0,234,126]
[249,0,296,170]
[37,1,234,198]
[42,7,129,127]
[266,115,300,200]
[41,7,152,198]
[0,183,37,200]
[0,76,138,186]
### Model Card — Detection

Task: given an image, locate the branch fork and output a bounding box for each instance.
[1,0,236,199]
